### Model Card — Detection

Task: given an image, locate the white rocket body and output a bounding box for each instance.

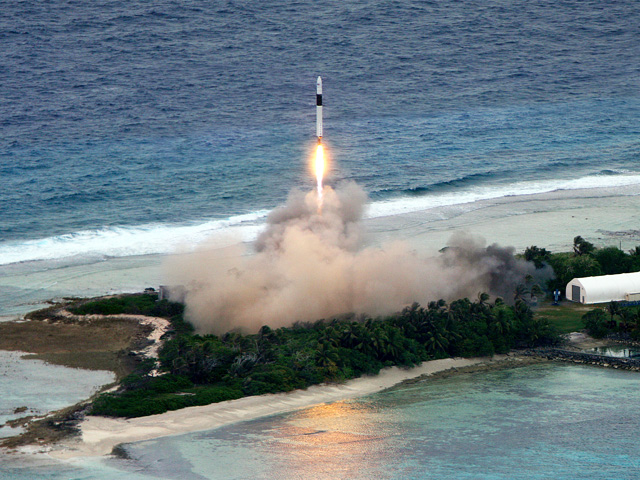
[316,76,323,143]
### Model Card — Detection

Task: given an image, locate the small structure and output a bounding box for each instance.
[566,271,640,304]
[159,285,187,303]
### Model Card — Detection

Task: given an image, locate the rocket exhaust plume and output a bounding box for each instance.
[162,78,551,334]
[315,143,325,211]
[165,183,549,335]
[315,76,325,212]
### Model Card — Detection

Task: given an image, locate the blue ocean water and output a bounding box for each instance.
[1,0,639,267]
[2,1,640,478]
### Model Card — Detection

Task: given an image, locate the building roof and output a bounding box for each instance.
[567,271,640,304]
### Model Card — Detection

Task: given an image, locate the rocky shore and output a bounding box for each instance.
[525,348,640,371]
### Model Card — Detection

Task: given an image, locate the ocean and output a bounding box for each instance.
[1,0,640,477]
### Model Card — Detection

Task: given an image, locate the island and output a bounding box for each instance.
[2,236,640,456]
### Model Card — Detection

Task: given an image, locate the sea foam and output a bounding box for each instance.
[2,173,639,266]
[366,172,640,218]
[0,212,267,266]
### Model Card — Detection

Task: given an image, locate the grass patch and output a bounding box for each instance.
[0,317,151,380]
[23,352,137,379]
[534,300,593,334]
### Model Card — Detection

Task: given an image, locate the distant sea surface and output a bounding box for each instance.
[1,0,640,478]
[1,0,639,274]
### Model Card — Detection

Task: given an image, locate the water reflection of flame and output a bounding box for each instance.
[267,401,401,478]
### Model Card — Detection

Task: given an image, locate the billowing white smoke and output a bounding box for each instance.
[165,182,542,334]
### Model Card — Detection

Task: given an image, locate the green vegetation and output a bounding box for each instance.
[581,301,640,340]
[91,376,243,417]
[525,235,640,336]
[90,297,559,418]
[70,293,184,319]
[534,301,591,334]
[530,236,640,292]
[85,235,640,419]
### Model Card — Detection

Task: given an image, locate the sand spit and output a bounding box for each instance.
[51,355,512,459]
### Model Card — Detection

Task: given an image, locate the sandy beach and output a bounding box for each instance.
[51,355,507,459]
[365,184,640,254]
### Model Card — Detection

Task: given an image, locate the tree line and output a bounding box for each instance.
[87,234,640,418]
[583,301,640,341]
[524,236,640,293]
[90,294,559,418]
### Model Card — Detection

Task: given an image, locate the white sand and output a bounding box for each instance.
[365,184,640,254]
[51,356,500,458]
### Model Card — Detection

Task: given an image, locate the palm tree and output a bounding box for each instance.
[427,299,447,311]
[514,282,543,305]
[369,327,389,359]
[171,356,189,376]
[513,283,531,303]
[607,301,621,328]
[424,328,449,357]
[384,327,405,361]
[514,299,533,323]
[618,308,635,332]
[573,235,595,256]
[315,342,339,374]
[490,307,514,337]
[477,292,490,307]
[318,326,340,348]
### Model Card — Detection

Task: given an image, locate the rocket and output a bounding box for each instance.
[316,76,323,144]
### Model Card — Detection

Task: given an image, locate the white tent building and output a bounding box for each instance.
[566,271,640,304]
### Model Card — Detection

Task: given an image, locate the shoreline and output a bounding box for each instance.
[49,354,520,459]
[0,299,523,457]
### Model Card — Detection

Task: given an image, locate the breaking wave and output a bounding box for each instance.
[2,172,639,266]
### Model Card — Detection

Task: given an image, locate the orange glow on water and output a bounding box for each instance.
[267,401,397,477]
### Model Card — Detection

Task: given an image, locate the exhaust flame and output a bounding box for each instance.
[315,143,325,211]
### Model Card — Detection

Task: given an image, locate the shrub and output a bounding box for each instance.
[70,294,185,318]
[582,309,609,339]
[592,247,631,275]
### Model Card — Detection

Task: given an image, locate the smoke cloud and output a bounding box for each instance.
[165,183,545,334]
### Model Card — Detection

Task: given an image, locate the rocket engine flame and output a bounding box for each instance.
[315,143,325,211]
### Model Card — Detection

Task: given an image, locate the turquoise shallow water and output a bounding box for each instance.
[115,364,640,479]
[0,351,114,439]
[3,363,640,478]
